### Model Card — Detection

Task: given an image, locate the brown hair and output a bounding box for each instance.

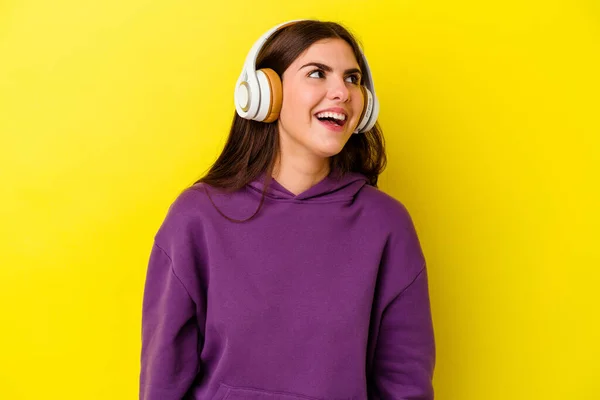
[191,20,386,220]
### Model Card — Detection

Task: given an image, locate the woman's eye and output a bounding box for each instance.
[346,75,360,84]
[308,70,360,84]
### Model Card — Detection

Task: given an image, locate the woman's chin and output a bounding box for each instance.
[310,140,349,158]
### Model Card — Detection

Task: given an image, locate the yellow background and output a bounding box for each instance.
[1,0,598,398]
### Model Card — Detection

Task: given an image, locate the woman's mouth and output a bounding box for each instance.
[315,111,347,132]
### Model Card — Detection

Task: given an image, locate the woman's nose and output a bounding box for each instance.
[327,77,350,102]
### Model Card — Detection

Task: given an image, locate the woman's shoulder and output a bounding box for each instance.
[165,182,214,217]
[358,184,419,233]
[358,185,426,275]
[152,183,220,246]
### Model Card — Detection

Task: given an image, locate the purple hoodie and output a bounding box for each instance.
[140,170,435,400]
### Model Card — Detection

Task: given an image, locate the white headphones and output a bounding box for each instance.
[234,20,379,134]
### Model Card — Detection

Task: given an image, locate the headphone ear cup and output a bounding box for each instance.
[260,68,282,123]
[254,68,282,122]
[354,86,374,134]
[362,89,379,132]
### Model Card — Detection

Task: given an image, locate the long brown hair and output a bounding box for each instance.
[192,20,386,220]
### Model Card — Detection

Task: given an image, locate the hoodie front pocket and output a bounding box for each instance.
[213,383,321,400]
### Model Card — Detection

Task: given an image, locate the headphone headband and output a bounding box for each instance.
[242,20,303,80]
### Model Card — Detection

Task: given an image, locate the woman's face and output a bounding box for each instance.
[277,38,365,162]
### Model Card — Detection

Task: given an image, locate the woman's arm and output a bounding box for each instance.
[370,265,436,399]
[140,242,202,400]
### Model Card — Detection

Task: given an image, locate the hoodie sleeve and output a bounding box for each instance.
[369,203,436,399]
[371,265,436,399]
[139,242,202,400]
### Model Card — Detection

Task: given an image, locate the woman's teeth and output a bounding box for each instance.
[316,112,346,122]
[316,112,347,126]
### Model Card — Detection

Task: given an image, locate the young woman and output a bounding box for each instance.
[140,19,435,400]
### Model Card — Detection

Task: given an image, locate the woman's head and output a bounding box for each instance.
[196,20,386,191]
[274,35,367,165]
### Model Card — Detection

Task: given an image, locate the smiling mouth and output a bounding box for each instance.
[315,112,347,127]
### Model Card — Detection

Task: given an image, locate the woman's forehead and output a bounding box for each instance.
[293,38,360,69]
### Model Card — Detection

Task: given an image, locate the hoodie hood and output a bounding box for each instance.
[247,168,369,203]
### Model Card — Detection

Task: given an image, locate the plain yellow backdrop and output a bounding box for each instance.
[1,0,598,398]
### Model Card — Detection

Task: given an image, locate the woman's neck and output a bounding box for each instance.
[271,156,330,196]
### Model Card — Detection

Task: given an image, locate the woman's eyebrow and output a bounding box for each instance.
[299,62,362,75]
